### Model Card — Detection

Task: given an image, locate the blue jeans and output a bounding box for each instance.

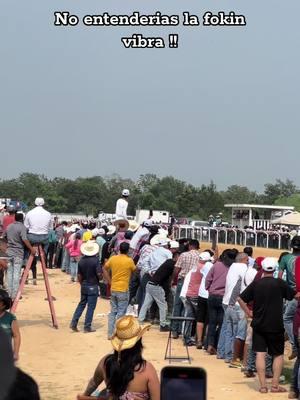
[247,348,273,374]
[284,299,298,353]
[108,291,129,337]
[6,256,23,299]
[171,280,184,334]
[183,297,198,343]
[70,257,79,281]
[217,304,228,358]
[71,283,98,330]
[207,295,224,348]
[224,305,245,361]
[27,233,49,254]
[62,249,70,273]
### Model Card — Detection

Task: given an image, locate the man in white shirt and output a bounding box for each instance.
[147,239,172,275]
[196,254,214,348]
[222,252,249,364]
[115,189,129,219]
[24,198,52,283]
[129,219,153,259]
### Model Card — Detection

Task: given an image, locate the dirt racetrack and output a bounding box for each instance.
[16,242,290,399]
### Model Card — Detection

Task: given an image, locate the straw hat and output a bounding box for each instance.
[80,240,99,256]
[111,316,151,353]
[113,218,129,231]
[128,220,140,232]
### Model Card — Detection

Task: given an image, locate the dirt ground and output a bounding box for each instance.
[16,243,291,400]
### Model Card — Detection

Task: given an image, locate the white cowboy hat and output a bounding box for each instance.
[128,220,140,232]
[150,233,170,246]
[80,240,99,256]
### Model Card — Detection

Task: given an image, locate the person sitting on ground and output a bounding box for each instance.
[80,315,159,400]
[0,289,21,361]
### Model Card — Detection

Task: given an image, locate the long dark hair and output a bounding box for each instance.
[104,339,145,399]
[74,232,81,249]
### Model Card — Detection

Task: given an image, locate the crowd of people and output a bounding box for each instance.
[2,190,300,398]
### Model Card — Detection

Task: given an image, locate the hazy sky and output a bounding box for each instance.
[1,1,299,192]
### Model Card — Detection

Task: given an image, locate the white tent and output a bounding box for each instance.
[272,211,300,226]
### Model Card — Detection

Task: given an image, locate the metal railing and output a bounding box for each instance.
[172,225,291,250]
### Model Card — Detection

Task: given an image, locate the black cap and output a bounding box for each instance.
[291,236,300,250]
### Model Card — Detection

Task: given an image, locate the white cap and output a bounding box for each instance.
[35,197,45,206]
[169,240,179,249]
[199,251,213,261]
[262,257,278,272]
[143,219,153,227]
[122,189,130,197]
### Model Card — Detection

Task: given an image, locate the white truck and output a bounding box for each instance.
[135,209,170,225]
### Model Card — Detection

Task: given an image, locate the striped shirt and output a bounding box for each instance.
[176,250,201,279]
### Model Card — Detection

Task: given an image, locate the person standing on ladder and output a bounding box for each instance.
[24,197,52,285]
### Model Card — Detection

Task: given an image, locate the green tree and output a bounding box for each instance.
[263,179,298,204]
[274,194,300,212]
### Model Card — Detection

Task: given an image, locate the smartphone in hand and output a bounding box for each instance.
[161,366,206,400]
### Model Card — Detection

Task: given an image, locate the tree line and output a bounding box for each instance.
[0,173,299,220]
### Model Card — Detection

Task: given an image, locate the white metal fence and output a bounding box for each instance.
[172,225,291,250]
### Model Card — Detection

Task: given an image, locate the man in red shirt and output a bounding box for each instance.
[2,206,16,233]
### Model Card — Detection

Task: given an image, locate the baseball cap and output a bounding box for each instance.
[262,257,278,272]
[122,189,130,197]
[199,251,213,261]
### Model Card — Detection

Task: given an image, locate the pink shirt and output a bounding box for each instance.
[187,264,203,298]
[65,239,82,257]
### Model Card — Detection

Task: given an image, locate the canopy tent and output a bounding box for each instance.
[272,211,300,226]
